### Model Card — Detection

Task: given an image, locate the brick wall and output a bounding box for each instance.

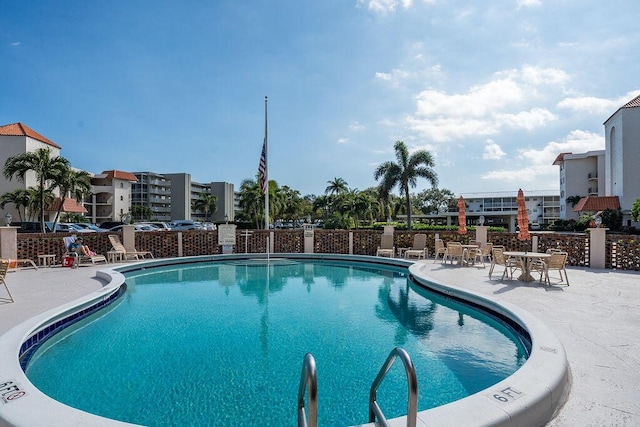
[14,229,640,271]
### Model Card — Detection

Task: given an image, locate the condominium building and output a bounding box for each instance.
[84,170,138,225]
[405,190,560,231]
[131,172,172,221]
[553,151,605,221]
[554,93,640,226]
[133,172,235,222]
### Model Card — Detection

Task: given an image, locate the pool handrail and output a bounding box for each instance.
[297,352,318,427]
[369,347,418,427]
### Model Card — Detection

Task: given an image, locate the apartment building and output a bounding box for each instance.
[133,172,235,222]
[553,151,605,221]
[554,93,640,226]
[85,170,138,225]
[405,190,560,231]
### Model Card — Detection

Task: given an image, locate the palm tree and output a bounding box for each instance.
[325,177,349,196]
[237,179,264,229]
[193,193,218,222]
[374,141,438,230]
[0,189,32,222]
[3,148,70,233]
[51,167,93,229]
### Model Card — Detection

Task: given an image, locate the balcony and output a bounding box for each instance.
[588,187,598,195]
[587,172,598,180]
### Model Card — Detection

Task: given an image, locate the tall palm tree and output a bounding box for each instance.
[325,177,349,196]
[374,141,438,230]
[3,148,70,233]
[52,167,93,228]
[193,193,218,222]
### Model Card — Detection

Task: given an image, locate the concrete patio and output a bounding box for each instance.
[0,261,638,426]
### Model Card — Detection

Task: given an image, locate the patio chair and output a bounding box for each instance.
[532,251,569,286]
[404,234,428,260]
[108,234,154,261]
[63,236,108,267]
[433,239,446,263]
[0,260,13,303]
[443,242,464,265]
[480,242,493,264]
[376,234,395,258]
[488,247,520,280]
[465,246,484,267]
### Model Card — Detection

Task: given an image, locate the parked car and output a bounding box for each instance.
[137,221,171,231]
[108,224,157,232]
[530,222,541,230]
[170,220,198,231]
[100,221,125,230]
[14,222,52,233]
[47,222,95,233]
[73,223,109,232]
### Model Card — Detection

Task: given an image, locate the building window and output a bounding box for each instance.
[120,183,124,188]
[120,195,124,201]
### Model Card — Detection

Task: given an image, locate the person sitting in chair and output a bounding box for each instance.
[69,237,96,257]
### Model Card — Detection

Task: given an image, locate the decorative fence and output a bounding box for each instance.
[13,229,640,271]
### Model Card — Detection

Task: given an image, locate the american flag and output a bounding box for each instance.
[258,138,267,194]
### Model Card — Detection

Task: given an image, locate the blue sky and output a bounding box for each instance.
[2,0,639,197]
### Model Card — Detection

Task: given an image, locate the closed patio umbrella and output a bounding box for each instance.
[516,188,530,241]
[457,196,467,235]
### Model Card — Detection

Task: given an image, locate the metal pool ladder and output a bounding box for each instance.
[369,347,418,427]
[298,353,318,427]
[297,348,417,427]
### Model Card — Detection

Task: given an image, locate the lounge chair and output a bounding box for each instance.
[0,260,13,303]
[376,234,395,257]
[108,234,154,261]
[404,234,428,260]
[63,236,108,266]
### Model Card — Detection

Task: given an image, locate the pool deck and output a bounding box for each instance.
[0,261,639,426]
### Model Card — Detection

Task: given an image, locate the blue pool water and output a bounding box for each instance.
[26,259,528,426]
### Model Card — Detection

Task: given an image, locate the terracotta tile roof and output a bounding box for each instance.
[0,122,61,149]
[101,170,138,182]
[49,198,88,213]
[604,93,640,124]
[552,152,571,165]
[573,196,620,212]
[621,94,640,109]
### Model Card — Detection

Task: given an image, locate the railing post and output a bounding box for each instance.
[297,353,318,427]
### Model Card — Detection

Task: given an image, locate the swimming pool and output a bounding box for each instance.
[0,256,566,425]
[24,258,528,426]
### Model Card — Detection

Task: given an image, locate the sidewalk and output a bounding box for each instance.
[1,262,639,426]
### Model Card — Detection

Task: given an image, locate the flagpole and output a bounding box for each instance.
[264,96,270,258]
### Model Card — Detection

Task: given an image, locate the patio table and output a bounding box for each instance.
[503,251,551,282]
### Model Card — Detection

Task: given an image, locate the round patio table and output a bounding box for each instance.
[503,251,551,282]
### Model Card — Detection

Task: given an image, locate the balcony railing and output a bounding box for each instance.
[588,172,598,180]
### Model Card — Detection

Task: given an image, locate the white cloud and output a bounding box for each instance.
[337,138,349,144]
[358,0,434,14]
[375,68,412,87]
[11,41,20,46]
[481,129,604,185]
[517,0,542,8]
[349,121,365,131]
[558,90,640,116]
[483,139,506,160]
[406,65,569,142]
[494,108,557,130]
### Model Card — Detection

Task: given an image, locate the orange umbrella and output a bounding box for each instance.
[457,196,467,235]
[516,189,530,241]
